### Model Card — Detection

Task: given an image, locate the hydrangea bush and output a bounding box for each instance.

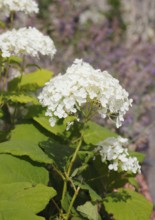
[0,1,153,220]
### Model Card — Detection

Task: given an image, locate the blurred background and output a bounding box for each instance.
[15,0,155,215]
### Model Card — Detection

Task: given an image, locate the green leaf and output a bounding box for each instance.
[81,121,117,145]
[77,201,100,220]
[71,151,94,177]
[0,123,53,164]
[0,127,10,142]
[74,181,102,202]
[71,163,88,178]
[0,203,44,220]
[34,116,65,135]
[9,69,53,91]
[4,92,39,104]
[103,188,153,220]
[63,116,78,125]
[78,151,94,161]
[9,56,22,64]
[0,182,56,214]
[25,105,43,119]
[40,138,73,169]
[0,154,49,185]
[128,177,139,188]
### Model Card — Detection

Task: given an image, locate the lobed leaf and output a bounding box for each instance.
[0,182,56,214]
[0,123,53,164]
[77,201,101,220]
[81,121,117,145]
[0,203,44,220]
[34,116,65,135]
[103,188,153,220]
[4,92,39,104]
[9,69,53,92]
[0,154,49,185]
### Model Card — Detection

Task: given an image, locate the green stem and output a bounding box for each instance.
[61,137,83,213]
[67,137,82,177]
[51,198,61,212]
[61,179,67,205]
[65,186,81,220]
[52,164,65,181]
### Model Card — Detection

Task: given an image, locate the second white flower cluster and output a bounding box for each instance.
[94,136,141,174]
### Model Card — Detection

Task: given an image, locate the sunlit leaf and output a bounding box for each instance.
[77,201,100,220]
[9,69,53,91]
[34,116,65,135]
[0,154,49,185]
[103,188,153,220]
[4,92,39,104]
[0,123,53,164]
[0,182,56,214]
[81,121,117,145]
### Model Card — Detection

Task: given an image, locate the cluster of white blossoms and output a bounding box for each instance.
[0,27,56,59]
[0,0,39,15]
[94,136,141,174]
[38,59,132,127]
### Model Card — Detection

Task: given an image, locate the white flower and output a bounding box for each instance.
[94,136,141,174]
[38,59,132,127]
[0,27,56,59]
[0,0,39,15]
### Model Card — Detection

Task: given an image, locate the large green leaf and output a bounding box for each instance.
[0,182,56,214]
[0,123,53,164]
[77,202,100,220]
[9,69,53,92]
[0,154,49,185]
[33,116,65,135]
[0,203,44,220]
[103,188,153,220]
[81,121,117,145]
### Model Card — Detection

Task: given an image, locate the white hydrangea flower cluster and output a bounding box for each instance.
[0,27,56,59]
[38,59,132,127]
[94,136,141,174]
[0,0,39,15]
